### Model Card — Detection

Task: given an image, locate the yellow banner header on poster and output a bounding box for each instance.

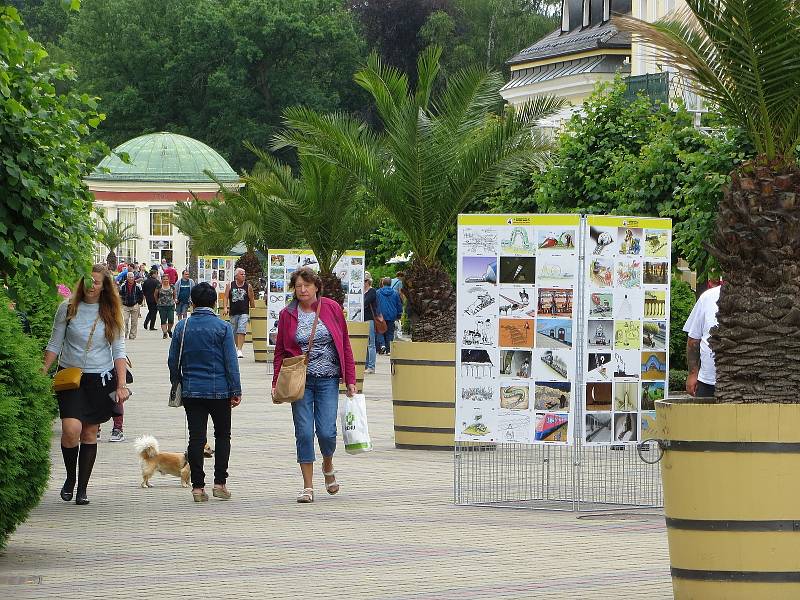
[458,214,581,226]
[587,215,672,229]
[269,249,365,257]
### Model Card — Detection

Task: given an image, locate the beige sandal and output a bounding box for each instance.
[192,489,209,502]
[297,488,314,503]
[323,470,340,495]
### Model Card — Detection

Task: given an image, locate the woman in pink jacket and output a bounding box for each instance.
[272,267,357,503]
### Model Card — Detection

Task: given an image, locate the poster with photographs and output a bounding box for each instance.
[456,214,580,445]
[266,249,365,346]
[197,256,238,293]
[581,216,672,446]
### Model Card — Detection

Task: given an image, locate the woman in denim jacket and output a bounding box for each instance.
[168,282,242,502]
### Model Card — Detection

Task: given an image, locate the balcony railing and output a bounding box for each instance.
[623,73,670,105]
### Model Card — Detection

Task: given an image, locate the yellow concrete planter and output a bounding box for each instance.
[340,321,368,395]
[390,341,455,450]
[251,301,268,363]
[658,399,800,599]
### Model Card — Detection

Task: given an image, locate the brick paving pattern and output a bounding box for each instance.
[1,329,673,598]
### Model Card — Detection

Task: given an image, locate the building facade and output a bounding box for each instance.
[500,0,633,114]
[85,132,240,270]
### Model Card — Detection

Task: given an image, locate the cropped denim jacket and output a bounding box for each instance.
[167,308,241,399]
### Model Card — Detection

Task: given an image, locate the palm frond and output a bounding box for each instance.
[617,0,800,159]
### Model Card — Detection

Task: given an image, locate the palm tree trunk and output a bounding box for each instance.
[708,166,800,403]
[319,271,345,308]
[235,249,263,295]
[106,251,118,272]
[403,259,456,343]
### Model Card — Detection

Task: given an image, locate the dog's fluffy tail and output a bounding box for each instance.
[133,435,159,459]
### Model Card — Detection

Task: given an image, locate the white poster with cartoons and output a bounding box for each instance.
[455,214,580,445]
[582,216,672,446]
[266,249,365,347]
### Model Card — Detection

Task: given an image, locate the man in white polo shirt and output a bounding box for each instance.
[683,283,722,397]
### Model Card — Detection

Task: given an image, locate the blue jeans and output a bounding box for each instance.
[376,320,396,353]
[291,376,339,463]
[366,320,377,369]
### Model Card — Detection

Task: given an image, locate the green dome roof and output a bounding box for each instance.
[87,132,238,183]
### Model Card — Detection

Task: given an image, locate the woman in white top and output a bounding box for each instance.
[43,264,130,505]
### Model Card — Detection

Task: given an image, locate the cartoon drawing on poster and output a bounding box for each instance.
[500,385,530,410]
[537,255,576,286]
[533,349,572,381]
[535,413,569,442]
[537,230,576,251]
[497,286,535,317]
[463,256,498,284]
[500,227,534,255]
[462,285,497,317]
[616,258,642,288]
[497,413,533,443]
[589,226,616,255]
[535,382,570,411]
[618,228,642,255]
[462,316,497,347]
[462,228,499,255]
[536,318,573,348]
[537,288,573,318]
[500,350,532,378]
[589,257,614,288]
[499,318,534,348]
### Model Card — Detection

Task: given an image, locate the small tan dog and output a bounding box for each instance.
[134,435,213,488]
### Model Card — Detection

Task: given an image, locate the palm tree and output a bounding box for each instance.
[209,179,299,293]
[95,216,139,271]
[275,46,564,342]
[244,146,380,306]
[170,199,232,279]
[618,2,800,404]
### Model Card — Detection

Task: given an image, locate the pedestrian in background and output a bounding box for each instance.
[376,277,402,354]
[164,262,179,285]
[176,270,195,321]
[141,270,159,331]
[155,274,176,338]
[119,271,144,340]
[43,264,130,505]
[272,268,356,503]
[684,283,722,397]
[168,282,241,503]
[223,268,255,359]
[363,272,377,373]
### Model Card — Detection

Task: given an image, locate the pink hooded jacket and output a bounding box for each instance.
[272,296,356,387]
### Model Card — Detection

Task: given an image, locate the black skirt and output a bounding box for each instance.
[56,370,118,424]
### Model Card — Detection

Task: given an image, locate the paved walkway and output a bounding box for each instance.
[1,329,673,599]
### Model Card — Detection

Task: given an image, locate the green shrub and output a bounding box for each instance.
[7,275,64,352]
[0,291,55,549]
[670,277,697,371]
[669,369,689,394]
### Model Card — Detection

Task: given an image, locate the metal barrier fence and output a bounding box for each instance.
[454,441,662,511]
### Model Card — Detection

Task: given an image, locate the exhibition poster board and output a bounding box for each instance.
[456,214,581,445]
[266,249,365,346]
[455,214,672,446]
[582,216,672,445]
[196,255,238,293]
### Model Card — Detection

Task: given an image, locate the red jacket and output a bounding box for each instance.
[272,297,356,387]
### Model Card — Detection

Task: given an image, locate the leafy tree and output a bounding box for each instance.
[351,0,451,78]
[494,78,748,281]
[276,47,564,342]
[95,216,139,271]
[0,5,103,293]
[245,147,379,306]
[620,0,800,404]
[54,0,366,170]
[423,0,558,73]
[169,199,230,279]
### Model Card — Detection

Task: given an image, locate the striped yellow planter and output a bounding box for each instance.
[251,301,268,363]
[340,321,368,394]
[658,399,800,599]
[390,341,455,450]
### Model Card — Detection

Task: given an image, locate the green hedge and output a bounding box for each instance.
[0,292,55,549]
[7,275,64,352]
[669,277,696,371]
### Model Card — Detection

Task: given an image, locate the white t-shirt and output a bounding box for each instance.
[683,286,721,385]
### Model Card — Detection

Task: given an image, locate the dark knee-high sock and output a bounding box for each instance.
[77,443,97,494]
[61,445,78,485]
